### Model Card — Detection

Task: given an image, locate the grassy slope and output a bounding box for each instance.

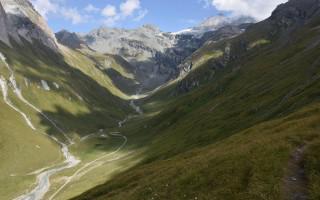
[62,47,138,99]
[0,39,136,199]
[75,104,320,200]
[73,8,320,200]
[0,96,62,200]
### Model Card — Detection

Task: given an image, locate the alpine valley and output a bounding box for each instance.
[0,0,320,200]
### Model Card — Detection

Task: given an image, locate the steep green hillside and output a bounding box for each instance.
[73,0,320,199]
[62,47,139,98]
[74,104,320,200]
[0,39,137,199]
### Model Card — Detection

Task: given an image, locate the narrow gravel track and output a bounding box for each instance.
[283,145,308,200]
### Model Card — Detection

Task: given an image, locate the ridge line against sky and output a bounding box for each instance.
[30,0,288,33]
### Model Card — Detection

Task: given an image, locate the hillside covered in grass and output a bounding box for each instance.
[0,37,138,199]
[73,0,320,199]
[1,0,320,199]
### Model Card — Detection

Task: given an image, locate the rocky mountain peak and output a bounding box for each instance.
[53,17,253,91]
[173,15,255,37]
[0,2,9,46]
[0,0,58,50]
[140,24,160,32]
[270,0,320,27]
[55,30,84,49]
[1,0,33,15]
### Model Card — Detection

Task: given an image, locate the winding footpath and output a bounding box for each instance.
[283,145,308,200]
[0,52,79,200]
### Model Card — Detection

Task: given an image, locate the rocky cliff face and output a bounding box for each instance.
[270,0,320,28]
[175,0,320,94]
[56,17,252,91]
[0,2,9,46]
[81,25,176,90]
[0,0,58,50]
[173,16,255,36]
[55,30,85,49]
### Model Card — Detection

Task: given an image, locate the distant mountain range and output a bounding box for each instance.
[56,16,254,91]
[2,0,320,200]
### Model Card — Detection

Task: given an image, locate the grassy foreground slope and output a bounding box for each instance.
[0,39,136,199]
[74,0,320,199]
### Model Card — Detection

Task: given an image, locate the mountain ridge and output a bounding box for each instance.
[1,0,320,200]
[70,0,320,199]
[55,16,253,91]
[0,0,58,50]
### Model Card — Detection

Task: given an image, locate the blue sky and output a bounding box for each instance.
[31,0,288,33]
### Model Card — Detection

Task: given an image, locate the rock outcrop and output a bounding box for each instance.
[0,0,58,50]
[0,2,9,46]
[172,16,255,37]
[55,30,85,49]
[56,17,252,91]
[270,0,320,26]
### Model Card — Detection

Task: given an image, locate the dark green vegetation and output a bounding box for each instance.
[73,0,320,199]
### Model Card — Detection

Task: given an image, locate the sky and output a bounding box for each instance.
[30,0,288,33]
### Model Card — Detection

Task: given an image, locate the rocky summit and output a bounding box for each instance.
[56,17,253,91]
[0,0,58,50]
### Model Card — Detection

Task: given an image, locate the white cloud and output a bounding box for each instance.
[199,0,212,8]
[120,0,141,17]
[103,15,121,27]
[85,4,100,13]
[210,0,288,20]
[61,7,85,24]
[102,0,146,26]
[181,19,198,24]
[134,9,148,21]
[102,5,117,17]
[31,0,87,24]
[31,0,57,18]
[31,0,146,27]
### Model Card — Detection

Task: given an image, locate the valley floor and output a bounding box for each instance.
[2,0,320,199]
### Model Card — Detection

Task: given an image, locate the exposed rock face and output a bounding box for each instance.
[81,25,176,90]
[0,0,58,50]
[81,26,200,90]
[176,0,320,94]
[0,2,9,46]
[202,25,246,44]
[54,17,253,91]
[55,30,85,49]
[177,24,247,78]
[270,0,320,27]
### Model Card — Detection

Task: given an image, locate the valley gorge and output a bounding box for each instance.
[0,0,320,200]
